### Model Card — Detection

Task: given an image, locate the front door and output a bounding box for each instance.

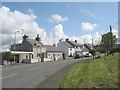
[15,55,19,63]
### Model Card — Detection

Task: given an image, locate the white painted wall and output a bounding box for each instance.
[57,41,77,57]
[19,53,31,63]
[57,41,69,57]
[68,48,75,56]
[44,58,52,62]
[31,59,39,63]
[46,52,62,60]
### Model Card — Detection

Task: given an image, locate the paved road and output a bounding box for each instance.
[2,58,90,88]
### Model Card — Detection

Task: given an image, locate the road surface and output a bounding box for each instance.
[2,58,90,88]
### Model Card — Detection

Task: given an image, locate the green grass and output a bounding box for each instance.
[59,52,119,88]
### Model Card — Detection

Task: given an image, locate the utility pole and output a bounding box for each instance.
[21,29,24,51]
[14,31,20,64]
[110,25,113,55]
[92,38,93,46]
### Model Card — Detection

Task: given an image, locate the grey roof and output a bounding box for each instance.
[45,45,62,52]
[82,46,90,52]
[63,41,73,48]
[84,44,94,50]
[68,41,83,47]
[27,39,44,47]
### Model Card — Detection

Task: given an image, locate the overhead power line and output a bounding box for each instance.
[111,19,120,27]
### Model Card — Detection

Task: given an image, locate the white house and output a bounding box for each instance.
[45,45,63,61]
[57,39,93,57]
[10,35,62,63]
[57,39,83,57]
[57,39,74,57]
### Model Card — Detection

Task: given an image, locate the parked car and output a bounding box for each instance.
[74,54,83,59]
[84,53,92,57]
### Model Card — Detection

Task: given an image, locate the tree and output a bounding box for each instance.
[2,52,14,65]
[101,32,117,55]
[89,49,96,60]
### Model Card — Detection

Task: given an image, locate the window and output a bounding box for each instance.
[70,48,72,51]
[53,54,55,57]
[37,53,39,57]
[32,54,33,59]
[26,55,28,59]
[73,53,75,56]
[48,54,50,57]
[46,53,47,58]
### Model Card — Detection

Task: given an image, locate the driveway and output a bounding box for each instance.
[2,58,89,88]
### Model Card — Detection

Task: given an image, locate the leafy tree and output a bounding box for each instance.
[2,52,13,65]
[101,32,117,55]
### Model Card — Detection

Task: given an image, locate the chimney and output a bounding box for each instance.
[36,34,41,41]
[66,38,69,42]
[23,34,28,40]
[59,39,63,42]
[53,44,56,47]
[75,40,77,43]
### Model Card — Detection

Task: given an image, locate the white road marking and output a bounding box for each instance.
[0,73,18,80]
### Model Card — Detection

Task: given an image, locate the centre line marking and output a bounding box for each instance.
[0,73,18,80]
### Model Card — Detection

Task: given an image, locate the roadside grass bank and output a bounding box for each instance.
[59,52,119,88]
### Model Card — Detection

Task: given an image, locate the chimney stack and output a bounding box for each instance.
[36,34,41,41]
[66,38,69,42]
[23,34,28,40]
[75,40,77,43]
[59,39,63,42]
[53,44,56,47]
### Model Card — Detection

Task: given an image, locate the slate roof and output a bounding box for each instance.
[45,45,62,52]
[84,44,94,50]
[27,39,44,47]
[68,41,83,47]
[63,41,73,48]
[82,46,90,52]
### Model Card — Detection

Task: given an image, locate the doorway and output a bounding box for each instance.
[15,55,19,63]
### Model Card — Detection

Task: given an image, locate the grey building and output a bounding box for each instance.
[57,39,93,57]
[10,35,62,63]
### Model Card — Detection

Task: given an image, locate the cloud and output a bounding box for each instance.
[81,22,97,31]
[0,6,46,47]
[112,29,118,33]
[48,14,68,23]
[43,24,68,45]
[112,29,118,38]
[43,24,101,46]
[51,24,68,39]
[0,45,10,52]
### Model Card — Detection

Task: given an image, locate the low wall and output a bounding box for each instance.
[31,59,40,63]
[44,58,52,62]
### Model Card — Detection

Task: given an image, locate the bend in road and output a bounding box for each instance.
[2,58,90,88]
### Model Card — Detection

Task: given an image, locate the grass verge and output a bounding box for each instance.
[59,52,119,88]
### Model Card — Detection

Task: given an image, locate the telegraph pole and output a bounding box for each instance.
[110,25,113,55]
[92,38,93,46]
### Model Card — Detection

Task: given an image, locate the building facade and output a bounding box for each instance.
[10,35,62,63]
[57,39,93,57]
[57,39,83,57]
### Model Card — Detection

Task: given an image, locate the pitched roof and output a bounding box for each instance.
[63,41,73,48]
[82,46,90,52]
[84,44,94,50]
[45,45,62,52]
[68,41,83,47]
[27,39,44,47]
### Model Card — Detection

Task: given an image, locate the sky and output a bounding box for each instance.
[0,2,118,52]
